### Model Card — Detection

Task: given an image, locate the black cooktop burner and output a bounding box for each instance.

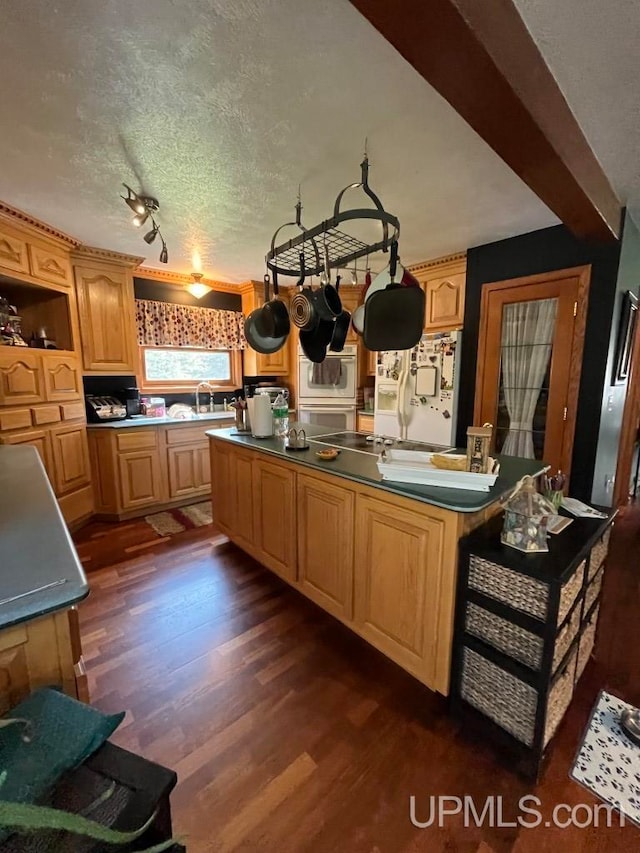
[311,431,451,455]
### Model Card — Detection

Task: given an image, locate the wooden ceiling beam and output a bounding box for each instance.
[349,0,621,242]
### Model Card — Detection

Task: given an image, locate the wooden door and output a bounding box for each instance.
[74,265,136,372]
[354,494,442,681]
[211,441,234,534]
[424,273,466,330]
[28,243,73,288]
[50,423,90,495]
[614,300,640,505]
[196,445,211,490]
[0,226,29,277]
[42,354,82,401]
[258,345,289,376]
[0,428,53,481]
[168,444,205,499]
[118,450,163,510]
[367,348,377,376]
[0,350,43,406]
[298,473,354,619]
[253,458,296,581]
[474,267,590,480]
[233,449,256,549]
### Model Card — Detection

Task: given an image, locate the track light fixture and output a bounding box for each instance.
[121,183,168,264]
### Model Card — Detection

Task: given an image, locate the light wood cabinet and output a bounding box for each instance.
[42,354,82,401]
[28,243,73,288]
[0,350,44,406]
[50,422,91,496]
[356,412,374,434]
[410,254,467,332]
[253,458,297,582]
[354,494,444,680]
[367,348,377,376]
[211,439,235,535]
[234,449,256,550]
[74,262,137,373]
[298,473,354,619]
[0,427,53,481]
[118,450,164,510]
[168,443,209,499]
[240,281,290,376]
[0,226,29,277]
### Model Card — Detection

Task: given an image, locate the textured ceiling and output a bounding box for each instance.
[514,0,640,227]
[0,0,559,281]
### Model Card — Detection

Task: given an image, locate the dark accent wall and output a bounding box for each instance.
[134,277,242,312]
[457,224,622,503]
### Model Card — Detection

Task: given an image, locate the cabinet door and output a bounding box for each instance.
[424,272,465,331]
[74,265,136,372]
[253,458,296,581]
[0,227,29,277]
[210,440,234,534]
[196,444,211,489]
[118,450,163,510]
[50,423,91,495]
[367,348,377,376]
[0,428,53,482]
[298,473,354,619]
[0,350,43,406]
[28,244,73,288]
[42,354,82,401]
[233,449,256,549]
[354,494,443,682]
[168,444,207,498]
[259,345,289,376]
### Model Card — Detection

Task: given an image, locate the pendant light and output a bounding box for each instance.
[186,272,211,299]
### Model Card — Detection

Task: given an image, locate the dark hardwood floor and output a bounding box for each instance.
[73,508,640,852]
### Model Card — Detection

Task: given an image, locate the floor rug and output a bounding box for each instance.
[145,501,213,536]
[570,689,640,827]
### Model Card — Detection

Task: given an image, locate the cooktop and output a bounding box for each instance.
[311,431,452,455]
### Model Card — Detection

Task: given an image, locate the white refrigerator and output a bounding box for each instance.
[373,331,461,446]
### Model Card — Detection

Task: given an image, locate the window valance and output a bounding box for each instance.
[136,299,245,350]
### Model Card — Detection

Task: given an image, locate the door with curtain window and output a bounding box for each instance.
[474,266,590,481]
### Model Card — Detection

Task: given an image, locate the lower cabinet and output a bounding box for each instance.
[298,472,354,619]
[253,458,296,582]
[234,449,256,551]
[168,444,209,499]
[118,450,164,510]
[50,422,91,495]
[354,495,443,680]
[210,439,235,535]
[1,427,53,480]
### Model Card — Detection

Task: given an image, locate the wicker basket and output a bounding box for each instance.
[576,605,599,682]
[543,646,577,745]
[585,567,604,614]
[468,555,584,626]
[460,647,539,746]
[588,529,610,580]
[553,603,581,674]
[465,602,544,670]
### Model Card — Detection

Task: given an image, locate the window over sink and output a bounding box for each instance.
[140,346,241,392]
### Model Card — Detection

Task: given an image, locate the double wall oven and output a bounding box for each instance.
[297,344,357,432]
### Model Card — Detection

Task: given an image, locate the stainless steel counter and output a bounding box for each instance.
[0,446,89,629]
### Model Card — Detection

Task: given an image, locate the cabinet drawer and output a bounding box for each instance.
[32,405,62,426]
[0,227,29,276]
[165,425,210,446]
[60,401,86,421]
[0,408,32,431]
[576,605,599,683]
[115,429,158,452]
[28,243,73,288]
[588,528,611,580]
[585,566,604,615]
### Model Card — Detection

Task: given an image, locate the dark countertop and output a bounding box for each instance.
[207,424,546,513]
[0,446,89,629]
[87,411,235,429]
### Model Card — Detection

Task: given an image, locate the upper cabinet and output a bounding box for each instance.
[72,248,142,374]
[28,244,73,289]
[410,253,467,333]
[0,226,30,277]
[240,281,290,376]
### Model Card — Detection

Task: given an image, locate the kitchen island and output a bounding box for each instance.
[0,445,90,709]
[208,425,543,695]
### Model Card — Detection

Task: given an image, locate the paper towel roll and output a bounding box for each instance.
[252,393,273,438]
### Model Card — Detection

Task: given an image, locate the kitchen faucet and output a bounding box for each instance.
[195,381,215,414]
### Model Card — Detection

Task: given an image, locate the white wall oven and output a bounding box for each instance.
[298,345,357,402]
[298,404,356,432]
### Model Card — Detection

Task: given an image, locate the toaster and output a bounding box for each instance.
[85,395,127,422]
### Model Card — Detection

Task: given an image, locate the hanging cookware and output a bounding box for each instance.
[315,242,342,321]
[290,253,318,330]
[261,268,290,338]
[244,275,288,354]
[299,318,334,363]
[351,265,372,336]
[329,276,351,353]
[363,241,425,351]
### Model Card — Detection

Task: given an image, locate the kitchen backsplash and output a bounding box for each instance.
[82,375,243,409]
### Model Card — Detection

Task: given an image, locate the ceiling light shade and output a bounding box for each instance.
[121,183,147,215]
[159,241,168,264]
[143,225,159,244]
[186,272,211,299]
[132,211,149,227]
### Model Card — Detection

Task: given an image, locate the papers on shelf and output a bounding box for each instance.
[561,497,607,519]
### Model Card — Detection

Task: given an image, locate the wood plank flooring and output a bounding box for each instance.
[73,509,640,852]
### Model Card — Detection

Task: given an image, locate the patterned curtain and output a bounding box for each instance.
[136,299,245,350]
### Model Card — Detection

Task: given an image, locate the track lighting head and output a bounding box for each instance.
[159,240,168,264]
[121,182,168,263]
[132,211,149,228]
[143,223,159,244]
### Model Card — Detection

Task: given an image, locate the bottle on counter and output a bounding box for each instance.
[272,392,289,437]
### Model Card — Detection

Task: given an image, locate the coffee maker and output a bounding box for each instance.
[121,386,141,418]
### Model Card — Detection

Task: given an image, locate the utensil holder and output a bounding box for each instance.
[234,408,249,433]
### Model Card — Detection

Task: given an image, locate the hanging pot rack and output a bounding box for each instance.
[266,157,400,279]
